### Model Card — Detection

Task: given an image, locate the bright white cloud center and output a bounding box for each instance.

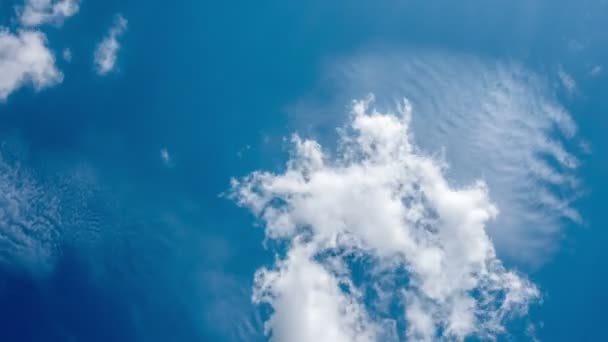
[232,97,539,341]
[0,29,63,101]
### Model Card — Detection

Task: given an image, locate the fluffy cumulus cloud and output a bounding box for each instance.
[0,29,63,101]
[94,14,128,75]
[17,0,80,27]
[291,52,583,265]
[232,97,539,341]
[253,242,383,342]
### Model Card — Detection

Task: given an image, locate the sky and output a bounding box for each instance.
[0,0,607,341]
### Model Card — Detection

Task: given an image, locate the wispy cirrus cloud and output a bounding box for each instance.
[232,97,539,341]
[0,151,61,271]
[0,136,102,274]
[94,14,128,75]
[0,29,63,101]
[290,51,584,265]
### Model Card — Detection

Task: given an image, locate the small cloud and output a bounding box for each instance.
[579,140,592,154]
[236,145,251,158]
[62,47,72,62]
[17,0,80,27]
[566,39,585,53]
[94,14,128,75]
[0,29,63,101]
[160,147,174,167]
[558,65,577,94]
[590,65,603,77]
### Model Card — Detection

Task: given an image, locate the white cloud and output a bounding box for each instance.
[17,0,79,27]
[290,51,584,265]
[62,47,72,62]
[94,14,128,75]
[0,29,63,101]
[160,147,175,167]
[253,242,383,342]
[232,97,539,341]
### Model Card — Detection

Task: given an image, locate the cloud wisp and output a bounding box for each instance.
[17,0,80,27]
[0,29,63,101]
[94,14,128,76]
[558,65,577,94]
[290,51,584,265]
[231,97,539,341]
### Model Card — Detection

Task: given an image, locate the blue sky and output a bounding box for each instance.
[0,1,606,341]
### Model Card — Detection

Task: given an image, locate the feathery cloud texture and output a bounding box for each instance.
[0,153,61,271]
[232,97,539,341]
[0,29,62,101]
[94,14,127,75]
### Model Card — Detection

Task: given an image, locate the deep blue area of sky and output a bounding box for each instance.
[0,1,606,341]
